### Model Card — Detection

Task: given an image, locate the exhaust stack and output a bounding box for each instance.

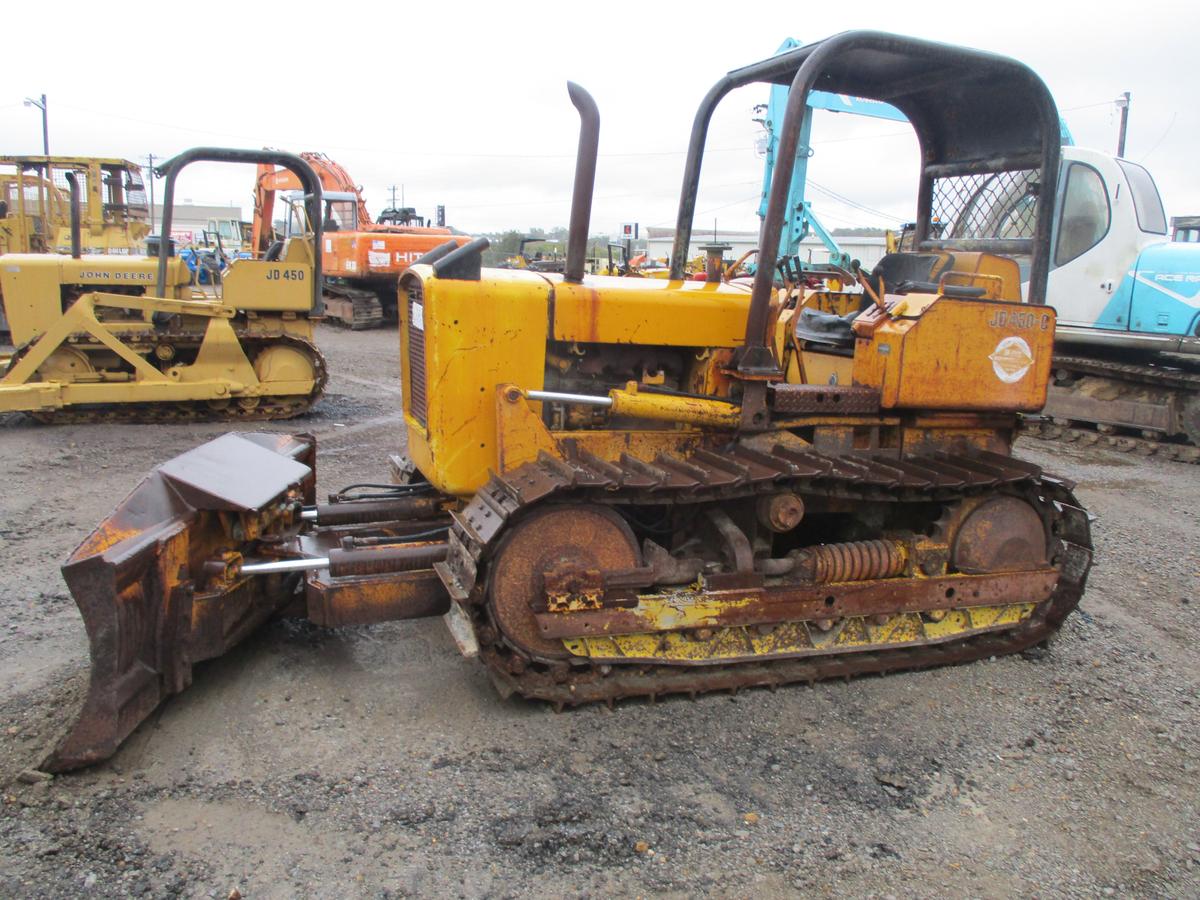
[564,82,599,284]
[64,171,82,259]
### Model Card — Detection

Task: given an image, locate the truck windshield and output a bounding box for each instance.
[1116,160,1167,234]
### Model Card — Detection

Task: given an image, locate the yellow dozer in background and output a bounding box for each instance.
[0,148,328,422]
[0,155,151,257]
[40,32,1092,771]
[0,156,154,335]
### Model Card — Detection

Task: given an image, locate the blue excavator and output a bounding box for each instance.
[758,38,1200,460]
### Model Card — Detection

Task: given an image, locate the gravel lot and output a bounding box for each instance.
[1,324,1197,898]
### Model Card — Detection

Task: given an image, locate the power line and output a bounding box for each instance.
[1139,112,1177,162]
[49,100,915,162]
[1060,99,1118,112]
[453,179,759,211]
[647,193,763,228]
[806,180,904,222]
[49,101,758,161]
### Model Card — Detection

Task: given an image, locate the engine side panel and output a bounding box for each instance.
[853,298,1056,412]
[0,253,191,343]
[401,267,552,496]
[551,275,752,347]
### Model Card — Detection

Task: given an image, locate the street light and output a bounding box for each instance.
[23,93,49,156]
[1114,91,1131,158]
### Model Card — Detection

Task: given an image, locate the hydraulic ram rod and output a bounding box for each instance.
[239,543,449,578]
[526,389,613,407]
[241,558,328,574]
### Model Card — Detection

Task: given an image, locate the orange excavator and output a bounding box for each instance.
[252,152,470,328]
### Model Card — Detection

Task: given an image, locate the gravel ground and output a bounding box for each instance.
[1,324,1197,898]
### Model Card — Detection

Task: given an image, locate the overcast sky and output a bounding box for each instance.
[5,0,1196,238]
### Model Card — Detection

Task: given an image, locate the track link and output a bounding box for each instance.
[17,333,327,424]
[322,285,385,330]
[1053,354,1200,391]
[1020,417,1200,463]
[440,443,1093,706]
[1023,352,1200,463]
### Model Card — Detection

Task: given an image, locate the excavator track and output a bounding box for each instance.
[10,333,327,424]
[1052,353,1200,390]
[1021,353,1200,463]
[440,443,1093,707]
[321,284,385,330]
[1021,418,1200,463]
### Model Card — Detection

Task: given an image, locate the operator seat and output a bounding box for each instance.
[793,252,955,349]
[871,251,953,294]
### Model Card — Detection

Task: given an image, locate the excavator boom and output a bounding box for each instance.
[251,151,470,327]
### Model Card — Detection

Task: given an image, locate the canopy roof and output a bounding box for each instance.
[726,31,1058,170]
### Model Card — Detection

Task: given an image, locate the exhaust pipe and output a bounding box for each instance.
[564,82,599,284]
[64,171,82,259]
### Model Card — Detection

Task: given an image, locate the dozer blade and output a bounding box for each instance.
[44,433,316,772]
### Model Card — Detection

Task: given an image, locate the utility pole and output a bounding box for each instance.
[145,153,157,230]
[1115,91,1131,158]
[388,185,399,209]
[23,93,48,155]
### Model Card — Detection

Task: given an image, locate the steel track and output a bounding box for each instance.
[1053,354,1200,391]
[9,332,327,425]
[322,285,385,330]
[1021,352,1200,463]
[440,443,1093,707]
[1020,418,1200,463]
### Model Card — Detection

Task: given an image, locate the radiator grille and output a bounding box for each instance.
[405,281,428,428]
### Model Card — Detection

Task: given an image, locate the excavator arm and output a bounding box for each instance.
[252,151,374,254]
[251,151,456,255]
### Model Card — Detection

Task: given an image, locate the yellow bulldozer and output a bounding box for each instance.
[0,148,328,422]
[0,155,151,256]
[41,31,1092,771]
[0,156,154,335]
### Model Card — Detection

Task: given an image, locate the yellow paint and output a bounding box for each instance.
[796,351,853,388]
[172,317,259,386]
[399,256,1055,498]
[887,294,938,318]
[562,603,1035,662]
[0,246,320,414]
[400,267,551,496]
[496,386,560,472]
[0,156,150,256]
[0,254,192,340]
[219,238,316,312]
[938,252,1022,301]
[552,274,752,346]
[609,382,740,427]
[799,288,865,317]
[552,429,704,464]
[853,297,1055,412]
